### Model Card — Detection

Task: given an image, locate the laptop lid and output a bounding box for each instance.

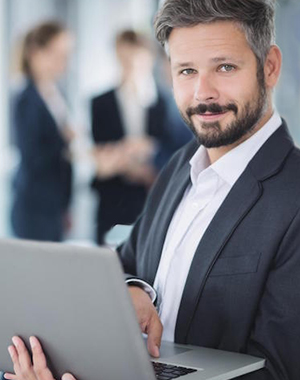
[0,239,155,380]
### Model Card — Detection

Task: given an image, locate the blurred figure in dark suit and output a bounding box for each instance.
[11,21,74,241]
[91,30,192,244]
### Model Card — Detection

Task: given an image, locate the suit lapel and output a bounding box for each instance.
[175,122,294,343]
[112,90,126,139]
[175,169,261,342]
[29,82,66,144]
[30,82,57,125]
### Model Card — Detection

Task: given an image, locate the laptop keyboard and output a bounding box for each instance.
[152,362,197,379]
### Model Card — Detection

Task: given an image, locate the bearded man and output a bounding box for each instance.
[5,1,300,380]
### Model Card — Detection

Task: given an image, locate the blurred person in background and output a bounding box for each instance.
[91,29,192,244]
[11,21,74,242]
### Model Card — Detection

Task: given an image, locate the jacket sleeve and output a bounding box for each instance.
[117,214,145,278]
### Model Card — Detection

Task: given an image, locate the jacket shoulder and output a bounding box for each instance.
[164,139,198,173]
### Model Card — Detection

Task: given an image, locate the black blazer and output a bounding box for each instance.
[91,88,173,224]
[120,121,300,380]
[12,80,72,216]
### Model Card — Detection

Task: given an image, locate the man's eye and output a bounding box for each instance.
[181,68,195,75]
[218,64,236,72]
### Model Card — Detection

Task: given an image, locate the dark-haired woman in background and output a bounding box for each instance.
[11,21,74,241]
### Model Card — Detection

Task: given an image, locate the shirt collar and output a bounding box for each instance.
[189,111,282,187]
[189,145,210,186]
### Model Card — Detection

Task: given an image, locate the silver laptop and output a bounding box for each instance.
[0,239,265,380]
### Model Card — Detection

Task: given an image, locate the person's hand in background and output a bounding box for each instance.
[122,137,156,164]
[92,143,130,179]
[120,137,157,186]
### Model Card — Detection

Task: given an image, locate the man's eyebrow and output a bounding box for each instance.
[211,57,244,64]
[171,62,195,70]
[172,57,245,69]
[172,62,194,70]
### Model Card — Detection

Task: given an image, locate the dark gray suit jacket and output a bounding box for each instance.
[120,121,300,380]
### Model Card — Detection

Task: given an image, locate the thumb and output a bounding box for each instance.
[147,317,163,358]
[62,373,77,380]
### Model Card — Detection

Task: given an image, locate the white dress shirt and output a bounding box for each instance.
[153,111,282,342]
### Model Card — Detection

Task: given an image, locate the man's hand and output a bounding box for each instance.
[128,286,163,358]
[4,336,76,380]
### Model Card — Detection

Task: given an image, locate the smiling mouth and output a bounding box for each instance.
[196,111,228,119]
[199,111,226,115]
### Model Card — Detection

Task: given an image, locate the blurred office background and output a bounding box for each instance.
[0,0,299,243]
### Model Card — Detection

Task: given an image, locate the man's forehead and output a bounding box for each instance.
[167,21,251,62]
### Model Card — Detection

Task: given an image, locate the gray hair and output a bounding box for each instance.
[154,0,276,67]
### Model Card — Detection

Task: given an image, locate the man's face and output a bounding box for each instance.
[169,21,269,148]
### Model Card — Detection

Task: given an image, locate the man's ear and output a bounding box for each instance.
[264,45,282,88]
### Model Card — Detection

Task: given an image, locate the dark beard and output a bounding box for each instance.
[180,72,267,148]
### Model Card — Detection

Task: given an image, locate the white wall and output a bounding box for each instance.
[275,1,300,143]
[8,0,59,41]
[0,0,10,236]
[0,0,8,151]
[76,0,156,100]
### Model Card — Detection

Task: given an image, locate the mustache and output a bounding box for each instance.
[186,103,238,117]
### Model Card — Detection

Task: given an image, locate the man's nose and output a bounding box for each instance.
[194,74,219,103]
